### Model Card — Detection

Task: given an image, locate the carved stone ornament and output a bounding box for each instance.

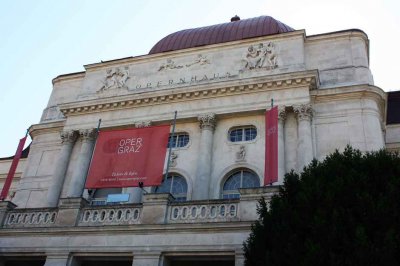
[198,113,216,130]
[134,121,152,128]
[236,145,246,161]
[60,130,78,144]
[79,129,97,142]
[98,66,130,92]
[293,104,313,121]
[278,106,287,122]
[170,151,178,167]
[242,42,278,71]
[158,59,183,71]
[186,54,210,67]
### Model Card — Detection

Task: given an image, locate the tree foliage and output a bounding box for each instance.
[243,147,400,266]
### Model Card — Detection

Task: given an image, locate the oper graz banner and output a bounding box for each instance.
[85,125,170,188]
[264,106,278,185]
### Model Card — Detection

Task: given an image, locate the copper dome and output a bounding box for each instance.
[149,16,294,54]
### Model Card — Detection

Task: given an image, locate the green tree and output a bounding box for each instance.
[243,147,400,266]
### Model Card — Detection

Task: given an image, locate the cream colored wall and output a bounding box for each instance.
[9,29,387,208]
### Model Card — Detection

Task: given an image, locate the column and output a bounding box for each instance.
[47,130,78,207]
[67,129,96,198]
[294,104,314,171]
[193,114,216,200]
[278,106,286,184]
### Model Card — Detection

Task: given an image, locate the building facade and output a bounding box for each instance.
[0,16,394,265]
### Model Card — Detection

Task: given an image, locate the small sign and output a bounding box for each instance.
[106,193,130,203]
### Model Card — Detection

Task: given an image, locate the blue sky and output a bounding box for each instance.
[0,0,399,157]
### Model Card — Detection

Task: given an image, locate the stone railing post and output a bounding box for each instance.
[55,197,88,227]
[294,104,314,171]
[47,130,78,207]
[0,201,16,227]
[67,129,96,198]
[141,193,173,224]
[193,114,216,200]
[238,187,280,221]
[278,106,286,184]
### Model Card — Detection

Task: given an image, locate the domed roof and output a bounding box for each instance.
[149,16,294,54]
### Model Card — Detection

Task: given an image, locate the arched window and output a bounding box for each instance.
[229,126,257,142]
[222,169,260,199]
[168,133,190,148]
[155,174,188,201]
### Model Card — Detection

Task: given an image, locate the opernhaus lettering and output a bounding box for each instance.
[133,71,238,89]
[117,138,143,154]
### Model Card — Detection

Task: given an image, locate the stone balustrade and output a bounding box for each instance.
[3,208,58,228]
[0,186,279,229]
[78,205,141,226]
[168,200,239,223]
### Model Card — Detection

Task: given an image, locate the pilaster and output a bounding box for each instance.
[132,252,161,266]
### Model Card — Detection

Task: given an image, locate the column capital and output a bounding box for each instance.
[60,130,78,144]
[79,128,97,142]
[198,113,216,130]
[278,106,287,122]
[293,104,313,121]
[134,120,152,128]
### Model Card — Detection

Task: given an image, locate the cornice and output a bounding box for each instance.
[52,72,86,85]
[29,120,66,139]
[311,84,387,120]
[306,29,368,43]
[59,70,319,117]
[0,220,253,237]
[310,84,386,102]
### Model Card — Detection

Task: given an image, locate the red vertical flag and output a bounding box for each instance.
[265,106,278,185]
[0,136,27,200]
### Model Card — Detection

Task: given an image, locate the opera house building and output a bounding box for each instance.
[0,15,399,266]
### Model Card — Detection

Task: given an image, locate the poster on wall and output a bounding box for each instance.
[264,106,278,185]
[85,125,170,188]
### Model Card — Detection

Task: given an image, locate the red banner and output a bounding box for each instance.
[85,125,170,188]
[0,136,27,200]
[264,106,278,185]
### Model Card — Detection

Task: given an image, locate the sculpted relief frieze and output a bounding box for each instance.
[98,67,130,93]
[242,42,278,71]
[158,59,183,71]
[95,42,279,94]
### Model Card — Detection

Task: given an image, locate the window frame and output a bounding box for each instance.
[221,169,260,199]
[228,126,257,143]
[154,174,188,201]
[167,132,190,149]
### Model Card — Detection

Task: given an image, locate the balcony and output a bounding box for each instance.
[0,187,278,229]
